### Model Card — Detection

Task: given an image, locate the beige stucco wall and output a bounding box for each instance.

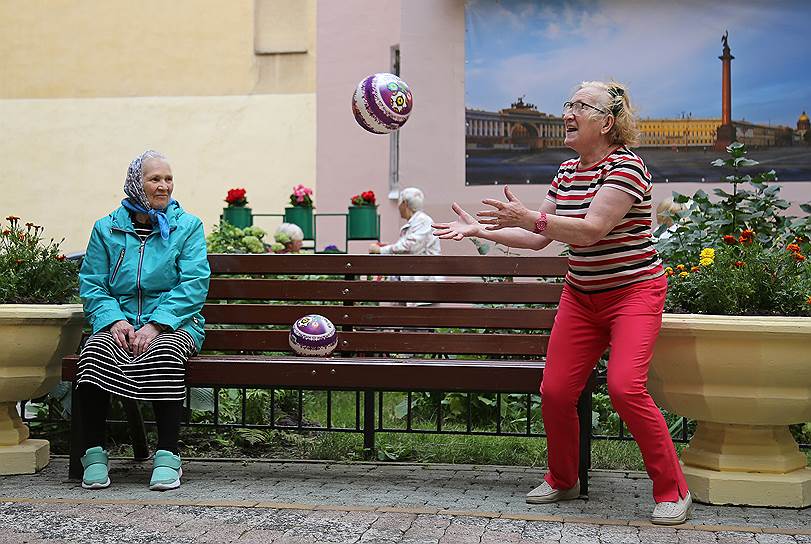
[0,95,315,253]
[0,0,316,253]
[0,0,315,98]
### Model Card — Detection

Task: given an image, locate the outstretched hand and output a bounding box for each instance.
[432,203,481,241]
[477,186,531,231]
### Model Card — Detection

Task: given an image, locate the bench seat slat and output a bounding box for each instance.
[62,355,545,393]
[208,279,565,304]
[202,304,557,329]
[209,254,569,277]
[202,329,549,356]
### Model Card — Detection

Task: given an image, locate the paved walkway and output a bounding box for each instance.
[0,457,809,543]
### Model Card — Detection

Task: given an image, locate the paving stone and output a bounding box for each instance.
[756,535,799,544]
[677,529,718,543]
[1,459,810,542]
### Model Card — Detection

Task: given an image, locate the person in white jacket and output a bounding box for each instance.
[369,187,442,293]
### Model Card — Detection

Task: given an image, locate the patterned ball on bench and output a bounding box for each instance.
[289,314,338,357]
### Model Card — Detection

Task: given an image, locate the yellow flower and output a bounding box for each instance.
[699,248,715,260]
[676,264,686,272]
[679,271,689,278]
[699,257,714,267]
[664,267,674,277]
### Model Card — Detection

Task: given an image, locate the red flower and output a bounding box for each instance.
[722,235,738,245]
[55,254,66,261]
[739,229,755,245]
[690,266,700,273]
[225,188,248,206]
[1,229,9,236]
[807,296,811,306]
[794,253,806,262]
[787,243,801,253]
[14,259,24,265]
[351,190,376,206]
[5,216,19,221]
[734,260,746,268]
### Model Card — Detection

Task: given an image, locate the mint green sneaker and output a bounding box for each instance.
[149,450,182,491]
[81,446,110,489]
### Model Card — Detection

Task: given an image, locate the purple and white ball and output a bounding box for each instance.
[352,73,413,134]
[289,314,338,357]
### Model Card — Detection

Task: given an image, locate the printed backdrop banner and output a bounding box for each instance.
[464,0,811,186]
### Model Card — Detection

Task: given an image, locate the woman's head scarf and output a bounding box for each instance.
[121,150,175,240]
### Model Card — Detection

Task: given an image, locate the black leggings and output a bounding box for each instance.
[79,384,183,455]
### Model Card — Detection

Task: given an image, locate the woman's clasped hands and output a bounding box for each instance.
[109,320,161,357]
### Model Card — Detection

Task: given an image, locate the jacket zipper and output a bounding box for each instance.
[110,248,126,283]
[112,226,156,328]
[135,232,158,328]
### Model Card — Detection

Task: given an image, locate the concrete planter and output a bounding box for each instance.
[0,304,84,475]
[649,314,811,507]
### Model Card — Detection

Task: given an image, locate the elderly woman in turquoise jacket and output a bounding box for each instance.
[76,150,210,491]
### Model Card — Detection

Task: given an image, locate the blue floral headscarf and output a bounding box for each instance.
[121,150,175,240]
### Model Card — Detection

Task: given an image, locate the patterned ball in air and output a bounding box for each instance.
[352,73,413,134]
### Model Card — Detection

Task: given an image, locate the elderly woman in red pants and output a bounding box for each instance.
[433,81,691,525]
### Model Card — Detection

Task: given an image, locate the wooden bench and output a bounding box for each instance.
[62,254,596,494]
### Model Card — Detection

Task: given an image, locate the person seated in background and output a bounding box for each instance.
[369,187,440,258]
[76,150,210,492]
[269,223,305,253]
[369,187,442,304]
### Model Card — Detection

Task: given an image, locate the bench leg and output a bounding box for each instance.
[122,399,150,461]
[68,382,83,480]
[576,380,594,497]
[362,391,375,459]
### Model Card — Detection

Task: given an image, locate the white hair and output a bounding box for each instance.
[275,223,304,241]
[140,150,168,173]
[398,187,425,212]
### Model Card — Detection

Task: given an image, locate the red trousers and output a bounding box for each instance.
[540,275,688,503]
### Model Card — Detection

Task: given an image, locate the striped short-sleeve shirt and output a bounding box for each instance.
[546,146,663,292]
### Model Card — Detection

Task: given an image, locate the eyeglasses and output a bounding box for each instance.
[563,101,609,116]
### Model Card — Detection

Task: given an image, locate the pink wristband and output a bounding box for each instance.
[533,212,548,234]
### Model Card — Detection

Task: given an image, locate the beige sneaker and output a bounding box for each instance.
[651,491,693,525]
[525,479,580,504]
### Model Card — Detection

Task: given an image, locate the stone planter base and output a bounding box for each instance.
[0,439,50,475]
[683,422,806,474]
[684,462,811,508]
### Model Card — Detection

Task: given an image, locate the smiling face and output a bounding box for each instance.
[141,158,173,210]
[563,87,614,154]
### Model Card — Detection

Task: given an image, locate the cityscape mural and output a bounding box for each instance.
[465,0,811,185]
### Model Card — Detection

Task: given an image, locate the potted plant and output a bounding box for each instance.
[347,190,379,240]
[0,217,83,475]
[206,223,267,254]
[283,184,314,240]
[221,187,253,228]
[649,143,811,507]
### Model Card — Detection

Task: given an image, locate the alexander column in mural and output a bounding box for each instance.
[715,31,736,149]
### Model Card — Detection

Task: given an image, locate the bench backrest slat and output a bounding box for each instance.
[202,304,557,329]
[208,279,564,304]
[209,254,568,276]
[203,329,549,357]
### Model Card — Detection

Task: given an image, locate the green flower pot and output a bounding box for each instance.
[347,205,379,240]
[284,206,314,240]
[222,206,253,228]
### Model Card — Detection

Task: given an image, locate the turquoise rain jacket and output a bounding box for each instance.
[79,202,211,351]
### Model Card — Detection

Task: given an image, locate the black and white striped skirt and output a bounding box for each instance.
[76,330,195,402]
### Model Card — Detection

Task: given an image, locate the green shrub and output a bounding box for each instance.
[0,216,78,304]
